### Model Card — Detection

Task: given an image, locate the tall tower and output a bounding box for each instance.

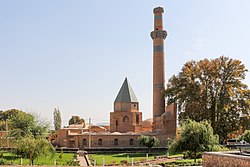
[110,78,142,133]
[151,7,167,131]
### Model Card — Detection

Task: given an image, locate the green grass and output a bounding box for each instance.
[89,152,167,166]
[0,151,75,165]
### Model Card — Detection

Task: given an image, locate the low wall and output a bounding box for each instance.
[83,147,168,154]
[203,151,250,167]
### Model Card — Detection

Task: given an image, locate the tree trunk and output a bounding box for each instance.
[194,150,196,163]
[29,152,33,165]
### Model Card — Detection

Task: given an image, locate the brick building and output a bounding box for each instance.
[52,6,177,148]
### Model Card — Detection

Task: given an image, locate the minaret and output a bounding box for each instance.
[150,7,167,131]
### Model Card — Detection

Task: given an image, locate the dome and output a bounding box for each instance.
[124,131,135,135]
[112,132,122,135]
[141,118,153,128]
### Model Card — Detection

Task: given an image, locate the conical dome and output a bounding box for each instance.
[114,78,138,103]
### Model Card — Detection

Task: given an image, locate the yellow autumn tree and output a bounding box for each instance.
[165,56,250,142]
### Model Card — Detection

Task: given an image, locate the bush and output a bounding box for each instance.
[0,158,7,165]
[169,119,220,161]
[183,151,202,159]
[66,160,80,166]
[0,152,3,158]
[240,130,250,143]
[59,153,63,159]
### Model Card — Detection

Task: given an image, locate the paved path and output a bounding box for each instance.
[77,155,89,166]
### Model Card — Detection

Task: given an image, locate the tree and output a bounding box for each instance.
[16,136,55,165]
[239,130,250,143]
[53,108,62,131]
[68,116,85,125]
[170,119,220,162]
[0,109,49,140]
[165,56,250,142]
[138,135,159,153]
[9,111,37,138]
[0,109,24,131]
[0,109,21,121]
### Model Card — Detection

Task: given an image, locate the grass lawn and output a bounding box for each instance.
[0,151,75,165]
[89,152,167,166]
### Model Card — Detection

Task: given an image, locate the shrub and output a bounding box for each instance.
[59,153,63,159]
[66,160,80,166]
[0,158,7,165]
[240,130,250,143]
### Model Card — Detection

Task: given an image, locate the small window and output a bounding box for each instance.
[98,139,102,146]
[123,116,129,122]
[114,138,118,146]
[116,120,118,126]
[129,139,134,145]
[83,139,87,146]
[136,114,139,124]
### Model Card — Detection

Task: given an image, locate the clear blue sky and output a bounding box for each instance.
[1,0,249,127]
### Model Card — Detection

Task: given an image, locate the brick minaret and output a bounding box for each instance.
[150,7,167,131]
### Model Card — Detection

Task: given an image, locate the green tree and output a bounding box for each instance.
[68,116,85,125]
[9,111,36,138]
[0,109,21,121]
[239,130,250,143]
[16,136,55,165]
[165,56,250,142]
[138,135,159,153]
[0,109,24,131]
[170,119,220,162]
[0,109,49,139]
[53,108,62,131]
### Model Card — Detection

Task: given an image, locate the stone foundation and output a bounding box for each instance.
[203,151,250,167]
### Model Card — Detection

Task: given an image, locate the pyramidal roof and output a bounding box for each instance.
[114,78,138,103]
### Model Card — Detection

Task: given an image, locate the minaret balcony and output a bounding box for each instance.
[151,30,167,39]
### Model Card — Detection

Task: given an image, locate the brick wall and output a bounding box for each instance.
[203,152,250,167]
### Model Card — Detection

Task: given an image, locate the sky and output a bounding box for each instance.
[1,0,250,127]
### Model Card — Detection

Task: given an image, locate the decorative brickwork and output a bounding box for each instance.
[151,30,167,39]
[153,7,164,14]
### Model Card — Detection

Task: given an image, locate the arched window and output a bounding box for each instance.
[129,139,134,145]
[123,116,129,122]
[98,138,102,146]
[114,138,118,146]
[82,139,87,146]
[136,114,139,124]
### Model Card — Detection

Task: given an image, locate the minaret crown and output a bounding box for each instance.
[153,7,164,14]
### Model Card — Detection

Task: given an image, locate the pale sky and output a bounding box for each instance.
[1,1,250,127]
